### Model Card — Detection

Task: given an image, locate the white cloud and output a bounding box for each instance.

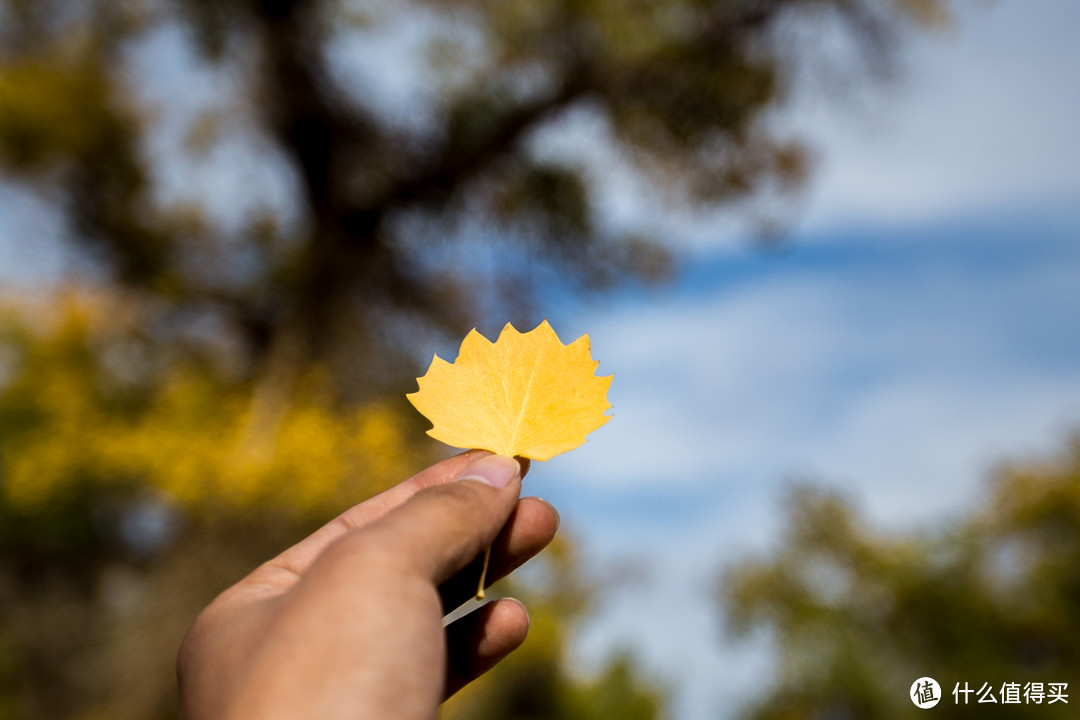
[796,0,1080,231]
[561,236,1080,506]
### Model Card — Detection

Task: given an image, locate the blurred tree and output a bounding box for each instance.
[0,0,948,717]
[722,437,1080,719]
[0,0,947,393]
[0,297,667,719]
[0,295,420,719]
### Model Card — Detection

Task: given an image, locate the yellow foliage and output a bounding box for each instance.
[0,294,420,518]
[0,57,114,170]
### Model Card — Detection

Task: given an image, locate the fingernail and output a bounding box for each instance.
[457,455,520,489]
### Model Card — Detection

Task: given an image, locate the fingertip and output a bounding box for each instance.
[480,597,530,652]
[496,597,530,635]
[485,596,531,650]
[534,497,559,534]
[444,597,530,697]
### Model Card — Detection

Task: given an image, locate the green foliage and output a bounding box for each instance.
[722,438,1080,719]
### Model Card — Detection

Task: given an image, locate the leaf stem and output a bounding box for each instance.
[476,545,491,600]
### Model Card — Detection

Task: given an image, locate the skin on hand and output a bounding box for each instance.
[177,451,559,720]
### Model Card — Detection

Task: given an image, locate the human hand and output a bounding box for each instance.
[177,451,559,720]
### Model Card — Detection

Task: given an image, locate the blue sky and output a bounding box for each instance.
[521,2,1080,717]
[540,213,1080,718]
[2,1,1079,718]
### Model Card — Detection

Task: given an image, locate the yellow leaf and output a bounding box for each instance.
[407,320,612,461]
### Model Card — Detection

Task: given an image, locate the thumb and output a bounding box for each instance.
[367,454,523,585]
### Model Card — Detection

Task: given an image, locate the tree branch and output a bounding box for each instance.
[347,67,595,230]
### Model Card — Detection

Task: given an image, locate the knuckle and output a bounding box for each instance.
[176,601,219,681]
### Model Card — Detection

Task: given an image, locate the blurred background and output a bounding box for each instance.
[1,0,1078,718]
